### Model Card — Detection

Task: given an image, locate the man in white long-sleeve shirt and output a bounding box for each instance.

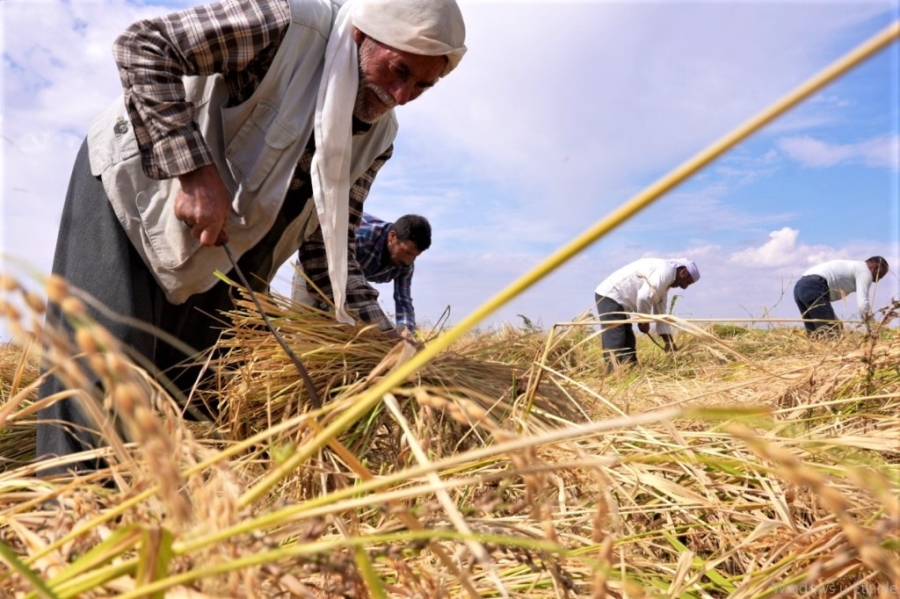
[594,258,700,370]
[794,257,889,337]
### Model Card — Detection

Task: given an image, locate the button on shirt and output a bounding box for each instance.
[355,214,417,332]
[803,260,875,319]
[594,258,682,336]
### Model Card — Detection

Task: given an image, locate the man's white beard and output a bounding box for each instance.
[353,40,398,124]
[353,82,396,123]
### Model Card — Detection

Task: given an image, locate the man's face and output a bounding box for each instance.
[386,231,421,267]
[673,267,695,290]
[871,263,888,282]
[353,31,448,124]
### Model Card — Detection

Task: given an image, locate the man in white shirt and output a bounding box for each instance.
[794,256,889,337]
[594,258,700,370]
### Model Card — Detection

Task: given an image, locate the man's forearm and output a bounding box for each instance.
[352,293,394,331]
[393,275,416,332]
[395,310,416,333]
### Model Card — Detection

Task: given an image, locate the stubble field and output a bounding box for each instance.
[0,278,898,598]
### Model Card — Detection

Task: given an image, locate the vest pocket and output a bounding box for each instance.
[87,98,141,176]
[226,101,301,213]
[134,182,201,270]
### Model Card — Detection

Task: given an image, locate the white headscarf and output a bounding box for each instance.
[672,259,700,283]
[352,0,467,77]
[310,0,466,325]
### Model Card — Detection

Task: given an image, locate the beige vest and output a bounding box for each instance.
[87,0,397,304]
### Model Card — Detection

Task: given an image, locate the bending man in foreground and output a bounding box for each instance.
[294,213,431,334]
[37,0,466,473]
[793,257,889,338]
[593,258,700,371]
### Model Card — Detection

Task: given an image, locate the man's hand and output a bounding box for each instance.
[661,333,677,353]
[637,322,650,335]
[175,164,232,247]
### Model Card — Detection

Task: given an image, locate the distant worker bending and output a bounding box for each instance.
[295,213,431,334]
[793,257,889,338]
[594,258,700,371]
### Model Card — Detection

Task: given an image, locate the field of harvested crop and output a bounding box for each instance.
[1,278,898,598]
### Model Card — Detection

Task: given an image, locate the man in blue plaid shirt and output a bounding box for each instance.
[296,213,431,333]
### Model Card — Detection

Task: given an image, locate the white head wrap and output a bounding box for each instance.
[673,259,700,283]
[352,0,467,77]
[310,0,466,325]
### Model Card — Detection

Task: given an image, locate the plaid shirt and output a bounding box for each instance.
[297,152,395,332]
[112,0,393,324]
[113,0,291,180]
[355,214,417,332]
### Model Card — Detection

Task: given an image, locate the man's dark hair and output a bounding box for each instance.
[866,256,889,273]
[392,214,432,251]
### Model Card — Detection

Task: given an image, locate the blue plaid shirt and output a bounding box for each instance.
[356,214,417,332]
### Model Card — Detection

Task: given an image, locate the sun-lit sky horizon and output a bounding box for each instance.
[2,0,898,340]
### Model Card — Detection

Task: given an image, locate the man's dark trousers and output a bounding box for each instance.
[793,275,839,337]
[36,139,308,475]
[595,294,637,372]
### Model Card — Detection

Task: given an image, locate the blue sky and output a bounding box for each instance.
[2,0,899,339]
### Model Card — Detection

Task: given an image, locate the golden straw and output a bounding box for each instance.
[239,20,900,507]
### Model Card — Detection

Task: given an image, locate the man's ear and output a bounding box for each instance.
[352,27,366,45]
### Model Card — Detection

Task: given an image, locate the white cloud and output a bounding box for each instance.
[778,134,900,169]
[730,227,803,267]
[728,227,849,269]
[399,0,889,223]
[1,0,165,296]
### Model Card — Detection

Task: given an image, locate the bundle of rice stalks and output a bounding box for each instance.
[203,290,584,458]
[451,312,606,384]
[0,340,39,469]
